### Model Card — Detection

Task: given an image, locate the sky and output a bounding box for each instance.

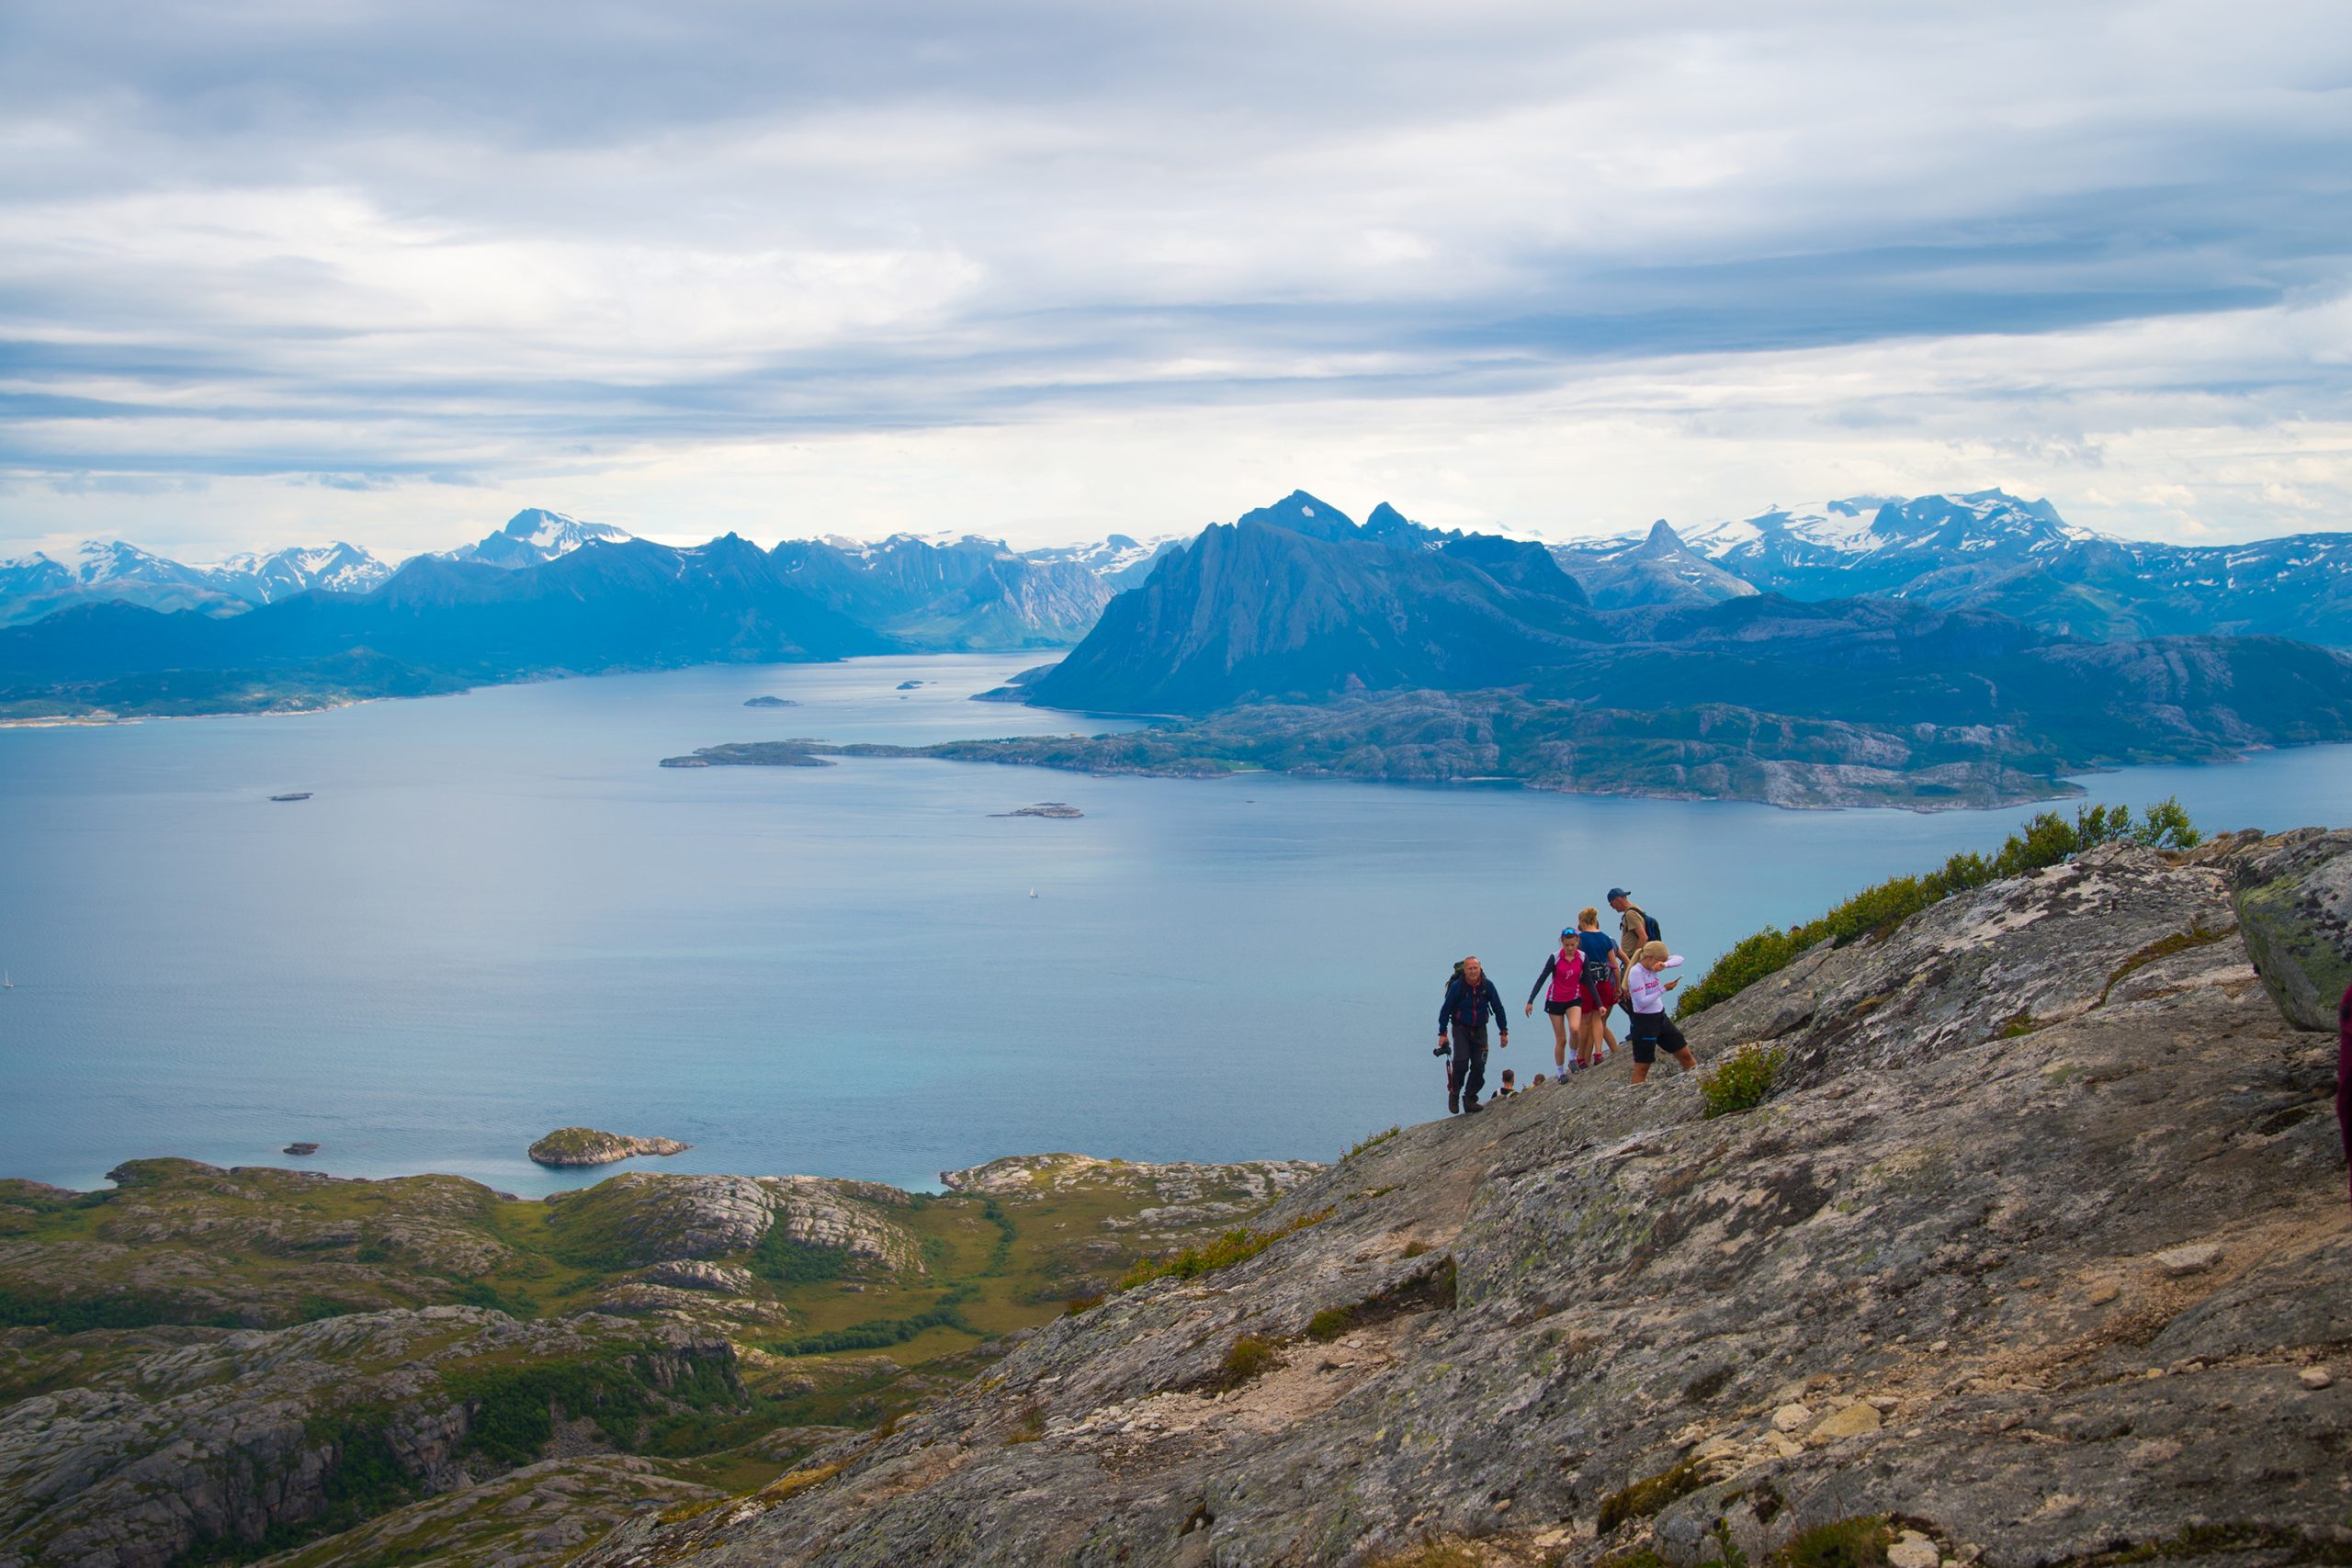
[2,0,2349,561]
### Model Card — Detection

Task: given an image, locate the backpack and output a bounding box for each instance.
[1577,940,1610,993]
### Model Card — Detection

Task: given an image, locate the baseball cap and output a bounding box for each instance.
[1606,887,1631,901]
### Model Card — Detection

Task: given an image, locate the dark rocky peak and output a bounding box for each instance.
[1361,502,1459,547]
[1233,490,1358,542]
[1438,533,1589,604]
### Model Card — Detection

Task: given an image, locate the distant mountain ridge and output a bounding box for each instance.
[0,509,1177,650]
[1565,489,2352,645]
[0,537,394,626]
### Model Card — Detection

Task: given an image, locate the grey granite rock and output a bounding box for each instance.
[2225,826,2352,1030]
[575,838,2352,1568]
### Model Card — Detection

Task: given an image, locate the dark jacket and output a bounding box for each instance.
[1441,972,1508,1034]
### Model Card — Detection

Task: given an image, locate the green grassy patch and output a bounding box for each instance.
[1343,1126,1401,1161]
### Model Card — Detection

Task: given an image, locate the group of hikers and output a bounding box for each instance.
[1434,887,1701,1115]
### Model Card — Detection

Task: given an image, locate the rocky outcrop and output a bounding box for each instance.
[579,837,2351,1568]
[543,1172,922,1275]
[526,1129,692,1167]
[2223,826,2352,1030]
[0,1307,739,1568]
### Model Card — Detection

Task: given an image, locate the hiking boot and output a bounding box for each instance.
[1447,1090,1459,1114]
[1463,1099,1484,1113]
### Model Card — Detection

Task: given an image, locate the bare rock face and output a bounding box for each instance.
[578,839,2351,1568]
[526,1128,692,1168]
[2223,826,2352,1030]
[639,1259,756,1294]
[0,1307,739,1568]
[541,1172,922,1275]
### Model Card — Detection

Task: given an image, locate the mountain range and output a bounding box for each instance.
[1555,490,2352,644]
[995,491,2352,807]
[0,509,1172,648]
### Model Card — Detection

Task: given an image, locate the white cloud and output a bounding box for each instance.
[0,0,2346,558]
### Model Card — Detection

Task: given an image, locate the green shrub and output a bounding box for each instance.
[449,1279,537,1319]
[1061,1292,1105,1316]
[1775,1516,1893,1567]
[978,1198,1016,1277]
[1114,1207,1334,1292]
[1306,1306,1355,1340]
[1700,1043,1786,1118]
[766,1286,978,1357]
[0,1288,242,1334]
[748,1227,854,1286]
[1344,1126,1401,1160]
[1679,799,2199,1019]
[1597,1456,1713,1533]
[1212,1333,1280,1391]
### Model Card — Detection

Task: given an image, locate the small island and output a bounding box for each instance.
[282,1142,320,1156]
[993,802,1084,818]
[742,694,799,708]
[526,1127,693,1168]
[895,680,924,690]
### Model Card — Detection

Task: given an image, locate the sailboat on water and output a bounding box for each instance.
[2,971,13,989]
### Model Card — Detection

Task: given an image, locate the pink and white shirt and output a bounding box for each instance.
[1624,955,1685,1015]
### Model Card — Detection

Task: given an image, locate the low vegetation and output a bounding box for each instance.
[1211,1333,1282,1391]
[1700,1043,1787,1118]
[1344,1125,1402,1160]
[1114,1207,1336,1292]
[1679,800,2200,1018]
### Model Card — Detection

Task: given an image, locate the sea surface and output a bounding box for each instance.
[3,652,2348,1198]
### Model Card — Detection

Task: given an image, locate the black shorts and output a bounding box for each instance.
[1544,999,1573,1017]
[1629,1010,1687,1066]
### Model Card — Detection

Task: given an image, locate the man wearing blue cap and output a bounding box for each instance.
[1610,888,1661,1031]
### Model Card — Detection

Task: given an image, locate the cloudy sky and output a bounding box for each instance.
[2,0,2348,559]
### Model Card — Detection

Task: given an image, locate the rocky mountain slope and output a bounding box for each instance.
[0,1151,1319,1568]
[574,830,2350,1568]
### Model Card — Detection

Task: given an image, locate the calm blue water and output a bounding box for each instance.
[3,653,2347,1197]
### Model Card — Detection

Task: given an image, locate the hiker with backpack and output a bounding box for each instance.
[1623,940,1700,1084]
[1524,928,1589,1081]
[1437,955,1509,1115]
[1570,908,1623,1069]
[1609,887,1661,1031]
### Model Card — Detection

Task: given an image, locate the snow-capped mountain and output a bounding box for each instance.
[0,538,391,625]
[1673,491,2105,597]
[442,508,637,569]
[209,542,393,602]
[1022,532,1184,587]
[1549,490,2352,645]
[1547,519,1759,609]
